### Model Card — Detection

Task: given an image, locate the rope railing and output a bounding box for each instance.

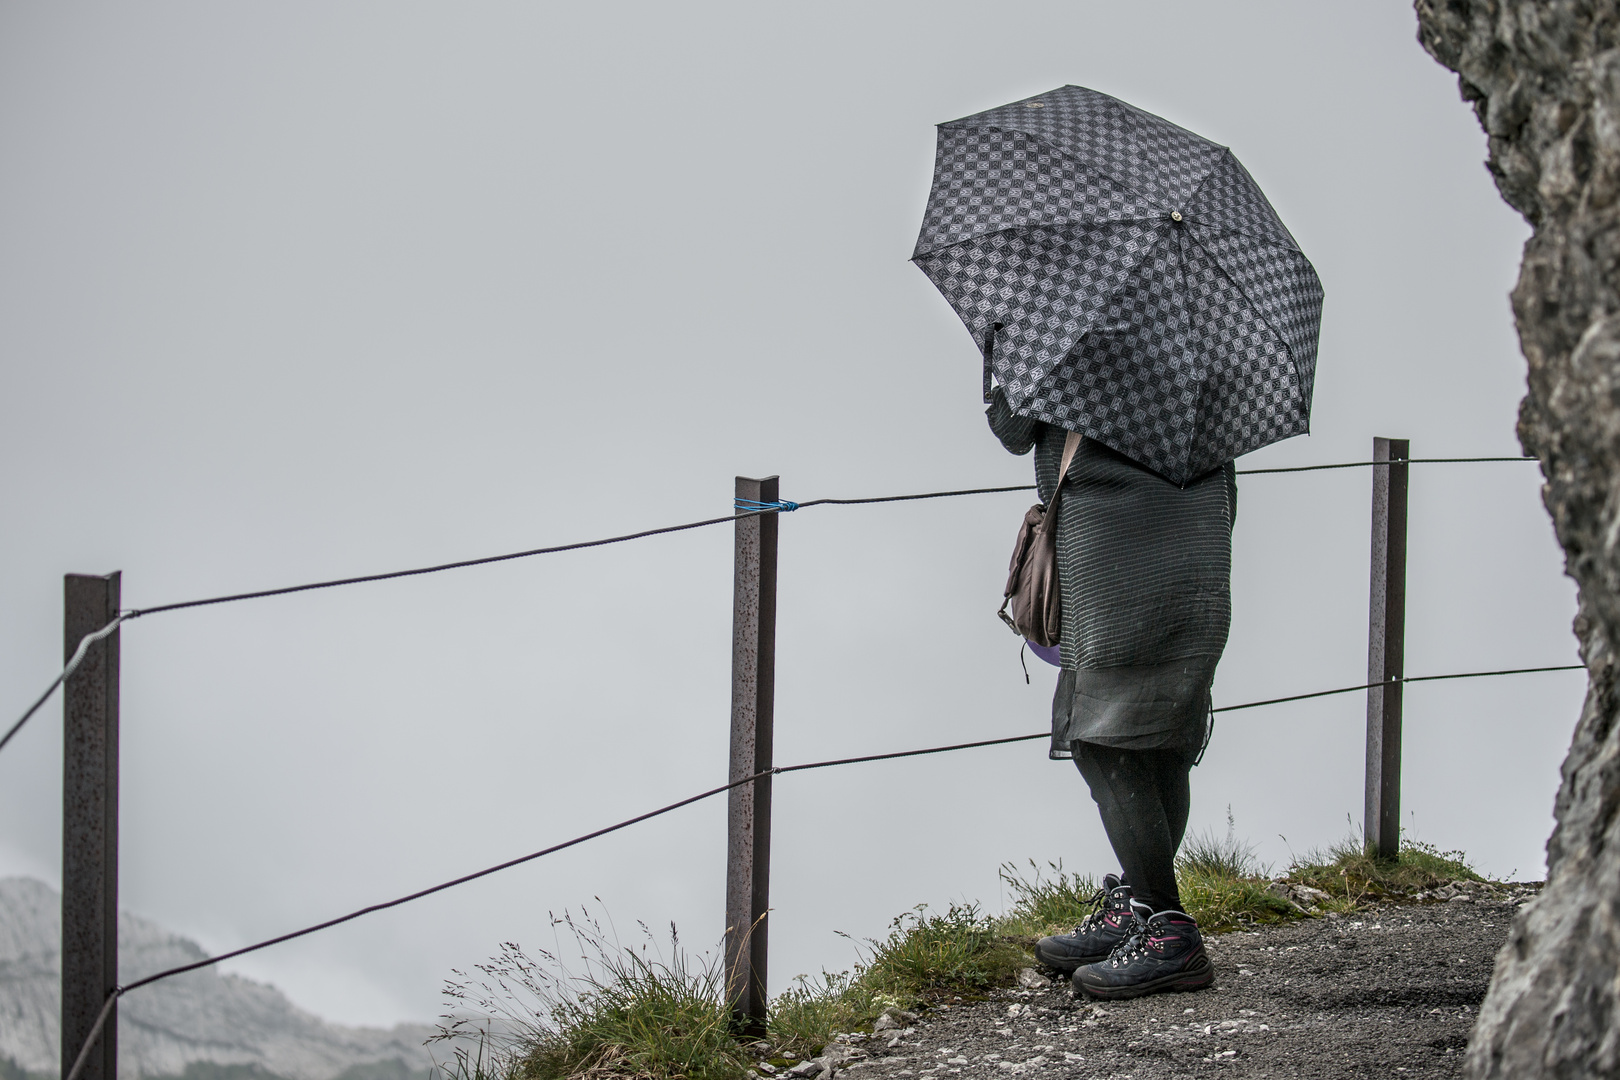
[1211,663,1584,713]
[1235,455,1534,475]
[0,615,128,755]
[0,455,1545,757]
[57,653,1582,1080]
[127,484,1062,620]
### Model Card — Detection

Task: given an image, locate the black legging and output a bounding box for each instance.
[1072,742,1194,914]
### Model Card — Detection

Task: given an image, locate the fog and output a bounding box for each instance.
[0,1,1579,1028]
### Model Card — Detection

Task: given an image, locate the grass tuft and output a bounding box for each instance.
[1176,873,1299,931]
[1176,808,1263,880]
[762,903,1026,1057]
[432,911,750,1080]
[1171,807,1295,930]
[997,861,1100,938]
[854,903,1027,1001]
[766,972,884,1060]
[1282,836,1487,911]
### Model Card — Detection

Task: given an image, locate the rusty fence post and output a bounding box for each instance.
[1365,439,1408,860]
[725,476,777,1036]
[62,572,122,1080]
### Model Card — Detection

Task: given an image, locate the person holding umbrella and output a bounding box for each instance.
[913,86,1323,1000]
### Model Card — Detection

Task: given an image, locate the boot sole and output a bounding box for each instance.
[1073,954,1214,1000]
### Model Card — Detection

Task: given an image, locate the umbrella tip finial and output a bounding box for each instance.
[1170,210,1183,223]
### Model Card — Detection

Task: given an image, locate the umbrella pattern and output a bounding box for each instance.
[912,86,1324,484]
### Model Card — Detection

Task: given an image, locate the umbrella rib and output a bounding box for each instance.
[1118,105,1230,210]
[1180,216,1301,252]
[912,215,1174,261]
[948,117,1171,217]
[928,220,1187,394]
[1170,221,1202,482]
[1180,224,1310,386]
[1020,220,1183,388]
[1180,149,1302,252]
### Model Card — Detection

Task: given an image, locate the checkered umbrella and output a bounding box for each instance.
[912,86,1324,484]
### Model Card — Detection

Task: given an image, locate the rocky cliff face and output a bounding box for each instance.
[0,878,435,1080]
[1413,2,1620,1077]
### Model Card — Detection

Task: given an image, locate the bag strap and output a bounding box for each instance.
[1053,429,1082,503]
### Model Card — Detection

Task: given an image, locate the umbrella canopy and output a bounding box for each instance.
[912,85,1324,484]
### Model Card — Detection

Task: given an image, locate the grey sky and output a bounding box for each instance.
[0,1,1579,1029]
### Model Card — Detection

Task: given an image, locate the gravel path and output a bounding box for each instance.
[791,888,1536,1080]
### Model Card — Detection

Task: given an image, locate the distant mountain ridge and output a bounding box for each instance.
[0,878,436,1080]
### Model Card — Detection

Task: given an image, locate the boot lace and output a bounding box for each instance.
[1105,914,1160,966]
[1070,888,1108,934]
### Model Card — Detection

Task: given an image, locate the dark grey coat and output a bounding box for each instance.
[987,388,1236,756]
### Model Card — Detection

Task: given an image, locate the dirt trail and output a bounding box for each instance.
[811,892,1534,1080]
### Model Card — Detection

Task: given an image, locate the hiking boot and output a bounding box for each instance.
[1072,904,1214,1000]
[1032,874,1135,974]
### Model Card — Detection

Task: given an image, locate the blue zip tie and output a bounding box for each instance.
[735,499,799,513]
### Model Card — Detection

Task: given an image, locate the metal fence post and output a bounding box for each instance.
[62,572,122,1080]
[725,476,777,1037]
[1365,440,1408,860]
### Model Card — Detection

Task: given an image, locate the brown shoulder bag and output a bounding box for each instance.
[998,429,1082,648]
